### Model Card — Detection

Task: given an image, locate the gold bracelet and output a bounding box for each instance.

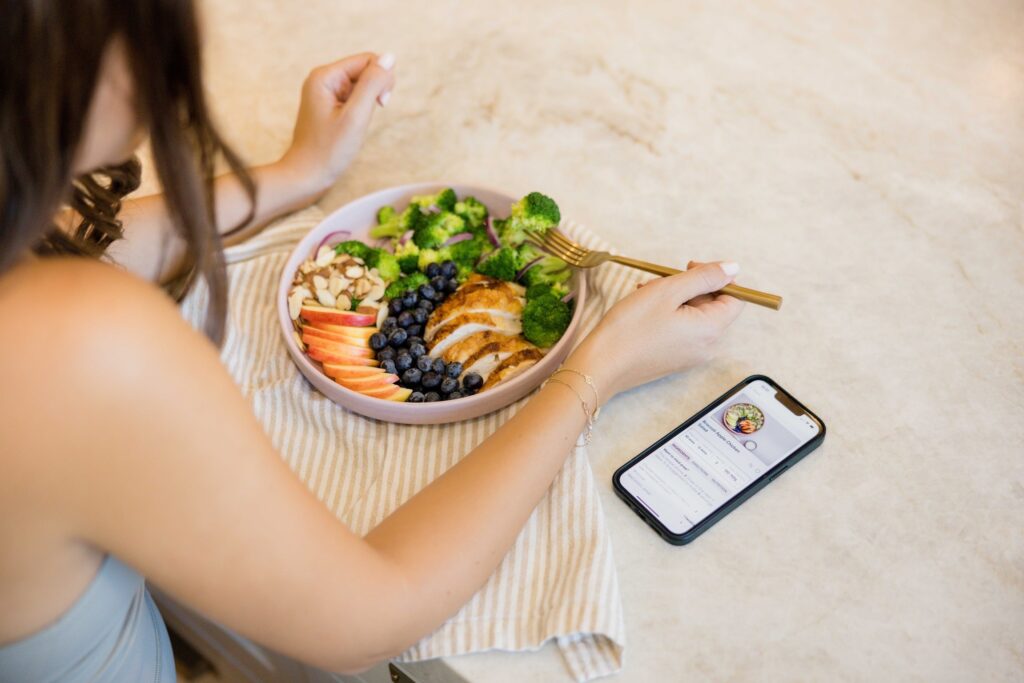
[551,367,601,420]
[542,377,595,445]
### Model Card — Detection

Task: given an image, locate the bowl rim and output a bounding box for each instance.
[276,181,588,423]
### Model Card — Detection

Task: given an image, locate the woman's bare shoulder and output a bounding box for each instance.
[0,258,215,467]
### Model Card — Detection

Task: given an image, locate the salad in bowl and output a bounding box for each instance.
[278,183,586,424]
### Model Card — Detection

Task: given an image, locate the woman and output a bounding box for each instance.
[0,1,743,680]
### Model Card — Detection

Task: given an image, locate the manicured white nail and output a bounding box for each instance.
[378,90,391,107]
[720,262,740,276]
[377,53,396,71]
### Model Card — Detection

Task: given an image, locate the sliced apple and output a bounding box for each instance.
[302,334,374,358]
[300,305,377,327]
[303,325,371,348]
[383,387,413,402]
[323,364,386,380]
[306,346,378,366]
[360,384,405,399]
[335,373,399,391]
[320,358,379,371]
[307,323,378,340]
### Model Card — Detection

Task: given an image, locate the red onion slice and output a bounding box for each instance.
[561,290,576,304]
[485,217,501,248]
[374,237,394,252]
[316,230,351,252]
[515,256,544,281]
[443,232,474,246]
[398,229,414,246]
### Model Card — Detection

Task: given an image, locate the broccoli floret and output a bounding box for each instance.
[410,188,457,213]
[366,250,401,282]
[417,246,454,271]
[394,240,421,274]
[413,212,466,249]
[526,281,569,301]
[334,240,374,261]
[369,205,401,239]
[384,272,429,300]
[522,293,572,347]
[521,255,571,289]
[476,246,520,282]
[448,234,489,269]
[454,197,489,229]
[399,204,426,232]
[498,191,561,247]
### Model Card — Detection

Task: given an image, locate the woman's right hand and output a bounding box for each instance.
[567,261,745,399]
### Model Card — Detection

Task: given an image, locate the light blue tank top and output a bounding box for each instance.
[0,555,175,683]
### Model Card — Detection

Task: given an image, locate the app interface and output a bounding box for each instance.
[620,380,820,535]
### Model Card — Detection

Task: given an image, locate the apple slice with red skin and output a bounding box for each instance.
[306,323,377,341]
[383,387,413,402]
[303,325,371,348]
[335,373,399,391]
[306,346,377,366]
[300,305,376,328]
[323,364,386,380]
[358,384,406,399]
[302,334,373,359]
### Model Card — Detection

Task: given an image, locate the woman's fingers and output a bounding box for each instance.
[339,54,396,127]
[653,261,739,304]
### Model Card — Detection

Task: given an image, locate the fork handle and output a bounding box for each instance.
[609,255,783,310]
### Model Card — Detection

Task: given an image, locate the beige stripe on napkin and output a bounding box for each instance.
[182,207,642,682]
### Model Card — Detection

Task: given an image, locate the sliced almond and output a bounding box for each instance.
[312,275,329,291]
[365,283,385,303]
[287,291,305,320]
[316,288,336,308]
[328,274,344,296]
[303,297,318,306]
[335,294,352,311]
[299,261,316,274]
[376,305,388,328]
[315,246,335,267]
[354,279,371,297]
[353,257,365,265]
[292,329,306,351]
[345,265,364,279]
[292,285,313,301]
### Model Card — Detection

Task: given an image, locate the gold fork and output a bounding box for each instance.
[528,229,783,310]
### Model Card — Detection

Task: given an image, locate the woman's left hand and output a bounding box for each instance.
[278,52,397,196]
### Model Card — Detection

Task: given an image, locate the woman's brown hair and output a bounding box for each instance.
[0,0,254,344]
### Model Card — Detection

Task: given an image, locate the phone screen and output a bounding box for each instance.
[618,379,822,536]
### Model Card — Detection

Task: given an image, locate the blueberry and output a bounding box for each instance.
[408,342,427,359]
[376,347,396,362]
[421,371,442,389]
[401,367,423,386]
[432,358,447,374]
[401,291,418,308]
[407,323,424,338]
[369,332,388,351]
[430,275,447,292]
[418,284,436,301]
[445,277,459,293]
[408,391,426,403]
[381,359,398,375]
[416,355,434,372]
[406,336,424,347]
[440,260,457,278]
[462,372,483,392]
[447,391,463,400]
[445,361,463,378]
[397,310,416,329]
[424,391,441,403]
[440,377,458,394]
[412,307,429,325]
[381,316,398,333]
[425,262,442,278]
[395,352,414,372]
[417,299,434,313]
[389,299,404,315]
[388,328,408,347]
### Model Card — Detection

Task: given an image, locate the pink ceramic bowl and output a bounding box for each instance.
[277,183,588,425]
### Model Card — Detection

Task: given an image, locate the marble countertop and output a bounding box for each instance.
[183,0,1023,680]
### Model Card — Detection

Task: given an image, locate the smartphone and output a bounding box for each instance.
[612,375,825,545]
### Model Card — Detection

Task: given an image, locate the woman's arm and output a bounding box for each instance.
[108,52,396,282]
[2,258,740,673]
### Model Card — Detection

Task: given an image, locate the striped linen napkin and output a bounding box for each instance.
[181,206,643,682]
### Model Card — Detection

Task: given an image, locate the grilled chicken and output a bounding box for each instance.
[426,276,525,341]
[481,349,545,390]
[442,331,535,366]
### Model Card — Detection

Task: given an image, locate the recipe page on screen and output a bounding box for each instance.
[620,380,821,535]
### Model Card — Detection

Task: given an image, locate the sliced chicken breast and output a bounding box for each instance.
[482,348,545,390]
[427,285,524,339]
[428,322,520,359]
[441,330,533,365]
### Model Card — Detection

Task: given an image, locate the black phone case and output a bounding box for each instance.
[612,375,826,545]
